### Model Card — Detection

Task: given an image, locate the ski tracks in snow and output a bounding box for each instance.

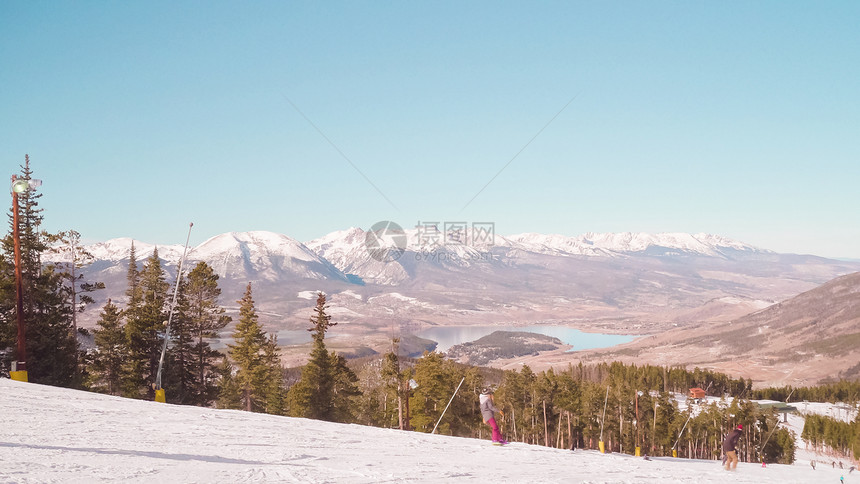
[2,379,855,484]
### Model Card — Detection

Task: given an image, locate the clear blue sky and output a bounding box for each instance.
[2,1,858,258]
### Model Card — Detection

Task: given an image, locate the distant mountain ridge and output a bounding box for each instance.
[79,229,774,288]
[504,232,767,258]
[55,228,860,370]
[193,231,349,282]
[81,229,768,269]
[85,231,348,281]
[306,229,773,285]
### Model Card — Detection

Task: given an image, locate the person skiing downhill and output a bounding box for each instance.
[480,387,506,444]
[723,424,743,471]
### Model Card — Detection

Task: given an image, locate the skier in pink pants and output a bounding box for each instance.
[480,387,506,444]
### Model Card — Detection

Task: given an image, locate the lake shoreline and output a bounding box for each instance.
[416,324,639,354]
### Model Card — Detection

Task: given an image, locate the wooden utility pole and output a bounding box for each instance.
[543,400,549,447]
[12,175,27,379]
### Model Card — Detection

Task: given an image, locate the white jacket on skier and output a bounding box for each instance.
[480,388,506,443]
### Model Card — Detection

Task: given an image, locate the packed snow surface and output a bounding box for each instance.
[1,379,855,483]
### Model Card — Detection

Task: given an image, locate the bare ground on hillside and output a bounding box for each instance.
[490,317,860,387]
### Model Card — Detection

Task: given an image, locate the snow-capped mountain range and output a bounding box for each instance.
[503,232,767,257]
[85,230,766,264]
[87,232,343,279]
[60,229,860,342]
[79,229,769,286]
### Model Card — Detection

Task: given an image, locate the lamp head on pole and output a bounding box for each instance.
[11,178,42,194]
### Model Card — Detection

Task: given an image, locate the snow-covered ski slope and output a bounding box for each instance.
[0,378,855,483]
[674,393,857,473]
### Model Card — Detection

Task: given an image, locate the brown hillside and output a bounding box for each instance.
[515,272,860,387]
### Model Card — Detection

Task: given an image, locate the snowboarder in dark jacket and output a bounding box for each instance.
[722,424,743,471]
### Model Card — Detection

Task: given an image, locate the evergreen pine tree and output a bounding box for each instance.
[215,357,242,410]
[90,299,126,395]
[408,351,472,435]
[26,264,77,386]
[261,334,287,415]
[409,351,451,432]
[185,262,230,406]
[7,156,47,301]
[1,156,77,386]
[0,255,14,374]
[330,352,362,423]
[164,277,195,404]
[126,242,142,308]
[222,283,269,412]
[288,292,338,421]
[123,248,168,398]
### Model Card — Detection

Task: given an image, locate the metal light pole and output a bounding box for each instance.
[10,175,41,383]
